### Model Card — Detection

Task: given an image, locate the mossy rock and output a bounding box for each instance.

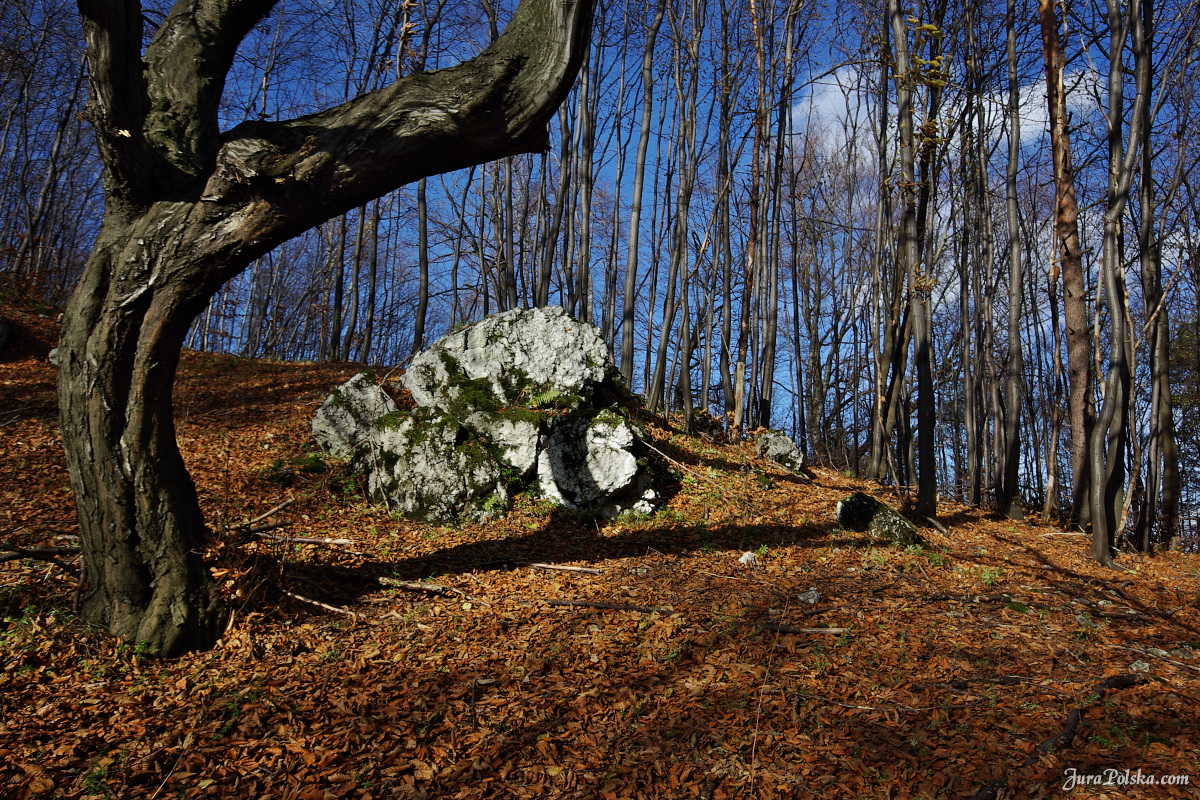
[835,492,921,548]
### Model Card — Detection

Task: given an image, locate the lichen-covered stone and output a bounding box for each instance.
[312,307,666,522]
[403,306,609,413]
[537,414,641,511]
[754,429,806,473]
[835,491,921,548]
[312,372,399,460]
[367,411,509,522]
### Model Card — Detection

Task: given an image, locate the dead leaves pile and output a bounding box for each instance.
[2,309,1199,799]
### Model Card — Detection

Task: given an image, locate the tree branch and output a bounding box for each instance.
[198,0,593,237]
[143,0,279,182]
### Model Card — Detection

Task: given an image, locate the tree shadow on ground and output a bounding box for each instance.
[279,503,837,607]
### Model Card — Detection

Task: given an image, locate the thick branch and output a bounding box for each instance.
[199,0,592,239]
[143,0,279,181]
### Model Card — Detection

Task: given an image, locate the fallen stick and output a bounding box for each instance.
[0,544,80,566]
[378,577,472,599]
[254,531,354,548]
[246,520,296,535]
[923,516,950,535]
[544,598,662,613]
[280,588,357,619]
[527,562,602,574]
[243,498,296,528]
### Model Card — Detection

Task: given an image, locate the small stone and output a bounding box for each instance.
[798,588,820,605]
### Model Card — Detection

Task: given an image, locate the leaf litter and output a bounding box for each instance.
[1,307,1199,799]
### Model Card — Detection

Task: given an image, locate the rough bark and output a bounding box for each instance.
[63,0,594,656]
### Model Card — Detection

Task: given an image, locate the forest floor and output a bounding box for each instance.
[1,300,1199,800]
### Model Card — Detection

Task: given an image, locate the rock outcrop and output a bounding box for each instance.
[834,491,921,548]
[754,429,806,473]
[313,306,666,522]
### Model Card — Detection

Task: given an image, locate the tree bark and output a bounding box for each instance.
[887,0,936,516]
[620,0,666,386]
[1090,0,1148,567]
[999,0,1025,520]
[63,0,594,656]
[1039,0,1093,528]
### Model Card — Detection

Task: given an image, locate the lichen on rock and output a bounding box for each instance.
[754,429,806,473]
[834,491,921,548]
[312,306,667,522]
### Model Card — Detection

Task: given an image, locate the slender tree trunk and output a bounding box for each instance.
[327,214,348,361]
[1091,0,1148,566]
[411,178,430,354]
[867,7,894,482]
[341,206,367,360]
[1132,0,1179,550]
[621,0,666,385]
[734,0,767,435]
[757,0,801,428]
[1039,0,1093,528]
[999,0,1025,519]
[888,0,936,515]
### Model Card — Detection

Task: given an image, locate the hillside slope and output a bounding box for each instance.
[2,306,1198,799]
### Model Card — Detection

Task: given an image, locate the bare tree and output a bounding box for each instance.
[60,0,593,656]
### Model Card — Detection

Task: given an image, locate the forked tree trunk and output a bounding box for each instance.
[64,0,594,656]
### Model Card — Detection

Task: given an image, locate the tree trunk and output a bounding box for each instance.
[1039,0,1093,528]
[888,0,935,515]
[998,0,1024,520]
[64,0,594,656]
[620,0,666,386]
[411,178,430,355]
[1091,0,1148,566]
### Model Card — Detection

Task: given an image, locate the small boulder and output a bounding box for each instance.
[835,491,921,548]
[755,429,805,473]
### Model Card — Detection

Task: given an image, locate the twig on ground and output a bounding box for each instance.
[252,530,360,554]
[923,516,950,535]
[280,587,357,619]
[793,689,979,714]
[758,622,847,635]
[246,520,295,535]
[0,542,80,567]
[379,576,473,600]
[237,498,296,528]
[526,562,602,574]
